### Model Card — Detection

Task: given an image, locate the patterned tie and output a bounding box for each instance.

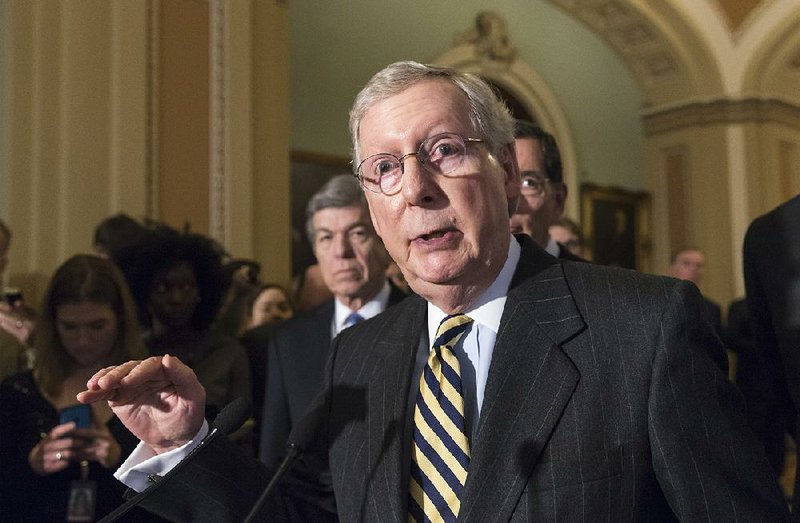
[409,314,473,523]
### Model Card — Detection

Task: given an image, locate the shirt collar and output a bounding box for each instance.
[427,235,521,338]
[545,236,560,257]
[334,281,391,333]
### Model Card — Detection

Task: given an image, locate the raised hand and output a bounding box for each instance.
[77,355,206,455]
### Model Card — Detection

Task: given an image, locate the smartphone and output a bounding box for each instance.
[59,404,91,429]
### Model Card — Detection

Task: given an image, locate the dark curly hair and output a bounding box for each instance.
[121,224,227,331]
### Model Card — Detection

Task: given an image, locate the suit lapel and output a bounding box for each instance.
[460,237,585,522]
[364,296,427,522]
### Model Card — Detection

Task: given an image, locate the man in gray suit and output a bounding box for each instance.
[256,174,407,467]
[79,61,788,521]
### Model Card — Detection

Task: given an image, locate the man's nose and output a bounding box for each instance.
[332,233,355,258]
[400,156,435,204]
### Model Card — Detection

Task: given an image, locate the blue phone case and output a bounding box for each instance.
[59,404,91,429]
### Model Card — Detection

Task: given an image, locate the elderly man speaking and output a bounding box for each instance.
[79,62,788,522]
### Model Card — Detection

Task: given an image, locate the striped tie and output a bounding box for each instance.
[409,314,473,523]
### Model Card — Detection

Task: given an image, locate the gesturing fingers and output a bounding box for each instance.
[77,359,147,404]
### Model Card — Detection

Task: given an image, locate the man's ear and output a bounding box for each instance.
[499,143,521,213]
[555,183,568,217]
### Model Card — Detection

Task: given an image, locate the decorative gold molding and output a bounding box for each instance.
[642,97,800,135]
[146,0,159,220]
[210,0,227,244]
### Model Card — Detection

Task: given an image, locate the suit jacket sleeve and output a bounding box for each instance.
[648,279,788,520]
[128,428,336,522]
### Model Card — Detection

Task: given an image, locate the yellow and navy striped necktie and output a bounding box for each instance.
[409,313,473,523]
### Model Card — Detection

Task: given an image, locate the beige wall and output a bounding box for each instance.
[646,100,800,307]
[3,0,293,307]
[2,0,799,312]
[5,1,150,305]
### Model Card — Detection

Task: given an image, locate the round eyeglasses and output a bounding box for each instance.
[520,171,550,197]
[354,132,484,195]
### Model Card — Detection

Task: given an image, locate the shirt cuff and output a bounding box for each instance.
[115,420,210,493]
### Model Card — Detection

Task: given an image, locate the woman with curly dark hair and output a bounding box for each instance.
[122,224,251,416]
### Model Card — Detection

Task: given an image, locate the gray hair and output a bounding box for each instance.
[305,174,368,245]
[349,61,515,167]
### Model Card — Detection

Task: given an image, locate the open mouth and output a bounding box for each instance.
[420,230,449,241]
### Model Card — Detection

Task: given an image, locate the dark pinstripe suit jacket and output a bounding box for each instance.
[135,236,788,522]
[260,286,408,468]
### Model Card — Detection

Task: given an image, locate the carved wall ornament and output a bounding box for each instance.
[454,11,517,64]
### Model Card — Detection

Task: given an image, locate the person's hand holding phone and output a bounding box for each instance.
[28,422,91,476]
[28,404,122,474]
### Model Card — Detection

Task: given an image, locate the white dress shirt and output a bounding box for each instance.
[333,281,391,335]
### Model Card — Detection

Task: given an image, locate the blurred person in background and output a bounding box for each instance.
[92,213,147,266]
[0,255,148,521]
[257,175,406,467]
[215,258,262,338]
[510,120,581,261]
[123,224,251,418]
[0,218,35,381]
[243,283,294,331]
[669,246,727,372]
[549,216,584,258]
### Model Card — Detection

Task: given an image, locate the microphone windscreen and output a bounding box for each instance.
[213,397,251,435]
[286,405,325,452]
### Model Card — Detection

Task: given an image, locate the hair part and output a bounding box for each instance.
[349,61,515,168]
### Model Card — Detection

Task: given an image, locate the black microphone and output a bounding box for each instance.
[243,405,326,522]
[100,398,252,522]
[211,397,251,436]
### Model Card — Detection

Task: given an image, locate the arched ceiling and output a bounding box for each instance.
[548,0,800,106]
[715,0,765,31]
[548,0,723,106]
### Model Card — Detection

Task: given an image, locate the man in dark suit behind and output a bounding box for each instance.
[744,194,800,517]
[79,61,788,521]
[255,174,407,467]
[669,245,728,373]
[509,120,582,261]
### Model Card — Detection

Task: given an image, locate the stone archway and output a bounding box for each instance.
[433,11,581,219]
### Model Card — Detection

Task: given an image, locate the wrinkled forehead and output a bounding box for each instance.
[356,80,474,154]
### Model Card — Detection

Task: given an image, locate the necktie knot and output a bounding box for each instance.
[343,312,364,328]
[434,313,473,350]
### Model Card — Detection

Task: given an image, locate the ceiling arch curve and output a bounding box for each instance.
[741,9,800,103]
[547,0,724,107]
